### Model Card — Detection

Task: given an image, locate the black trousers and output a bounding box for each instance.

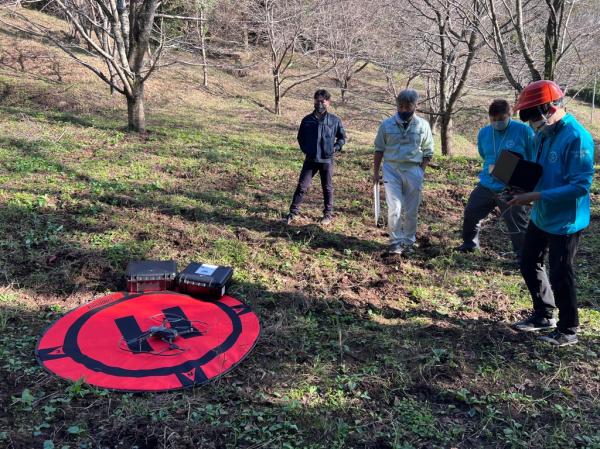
[461,184,529,256]
[520,222,581,334]
[289,159,333,216]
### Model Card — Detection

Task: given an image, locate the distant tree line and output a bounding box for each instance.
[3,0,600,155]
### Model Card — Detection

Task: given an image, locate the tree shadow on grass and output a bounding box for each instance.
[0,202,148,295]
[246,286,600,446]
[43,111,119,130]
[3,132,385,257]
[2,276,600,449]
[1,185,524,301]
[3,132,590,304]
[0,106,125,132]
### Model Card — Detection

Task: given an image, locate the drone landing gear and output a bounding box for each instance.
[118,313,206,356]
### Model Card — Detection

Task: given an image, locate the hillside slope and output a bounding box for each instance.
[1,8,600,449]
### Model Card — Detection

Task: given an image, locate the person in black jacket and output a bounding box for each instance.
[285,89,347,225]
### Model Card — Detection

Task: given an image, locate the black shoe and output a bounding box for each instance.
[538,329,578,347]
[382,244,403,257]
[284,213,296,225]
[401,244,417,256]
[320,215,333,226]
[513,314,557,332]
[455,244,476,253]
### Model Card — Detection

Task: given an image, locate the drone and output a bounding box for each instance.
[118,313,208,356]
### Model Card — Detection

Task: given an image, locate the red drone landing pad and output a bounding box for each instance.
[36,291,260,392]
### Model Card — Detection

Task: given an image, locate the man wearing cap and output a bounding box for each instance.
[457,99,535,261]
[373,89,434,256]
[509,80,595,347]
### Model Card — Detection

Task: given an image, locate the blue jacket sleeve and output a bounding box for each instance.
[524,126,536,161]
[541,136,595,202]
[477,129,485,160]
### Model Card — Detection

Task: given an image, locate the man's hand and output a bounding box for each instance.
[420,157,431,171]
[508,191,541,206]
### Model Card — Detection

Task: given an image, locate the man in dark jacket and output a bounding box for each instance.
[285,89,346,225]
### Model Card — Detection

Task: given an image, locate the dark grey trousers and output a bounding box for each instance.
[461,184,529,256]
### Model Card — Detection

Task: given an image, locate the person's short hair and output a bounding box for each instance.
[488,99,511,116]
[397,89,419,106]
[314,89,331,101]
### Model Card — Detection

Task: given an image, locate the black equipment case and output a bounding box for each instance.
[177,262,233,299]
[125,260,177,293]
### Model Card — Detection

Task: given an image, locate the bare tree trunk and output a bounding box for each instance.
[117,0,130,49]
[425,77,438,131]
[198,5,208,87]
[254,0,334,115]
[544,0,564,80]
[340,77,348,102]
[438,15,449,153]
[591,72,597,124]
[274,72,281,115]
[127,81,145,133]
[10,0,162,134]
[478,0,590,87]
[315,25,321,68]
[105,59,115,95]
[485,0,523,91]
[384,71,397,100]
[243,25,249,51]
[515,0,542,81]
[440,114,452,156]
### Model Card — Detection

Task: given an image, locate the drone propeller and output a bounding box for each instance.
[118,313,208,356]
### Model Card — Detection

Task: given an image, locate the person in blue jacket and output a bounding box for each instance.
[457,99,535,261]
[509,80,595,347]
[285,89,346,226]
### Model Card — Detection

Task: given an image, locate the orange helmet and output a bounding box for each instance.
[514,80,564,112]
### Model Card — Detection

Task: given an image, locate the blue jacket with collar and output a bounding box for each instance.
[477,119,535,192]
[297,112,346,163]
[531,113,595,235]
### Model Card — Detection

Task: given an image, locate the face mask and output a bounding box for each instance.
[529,118,547,133]
[398,111,414,122]
[315,102,327,113]
[491,118,510,131]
